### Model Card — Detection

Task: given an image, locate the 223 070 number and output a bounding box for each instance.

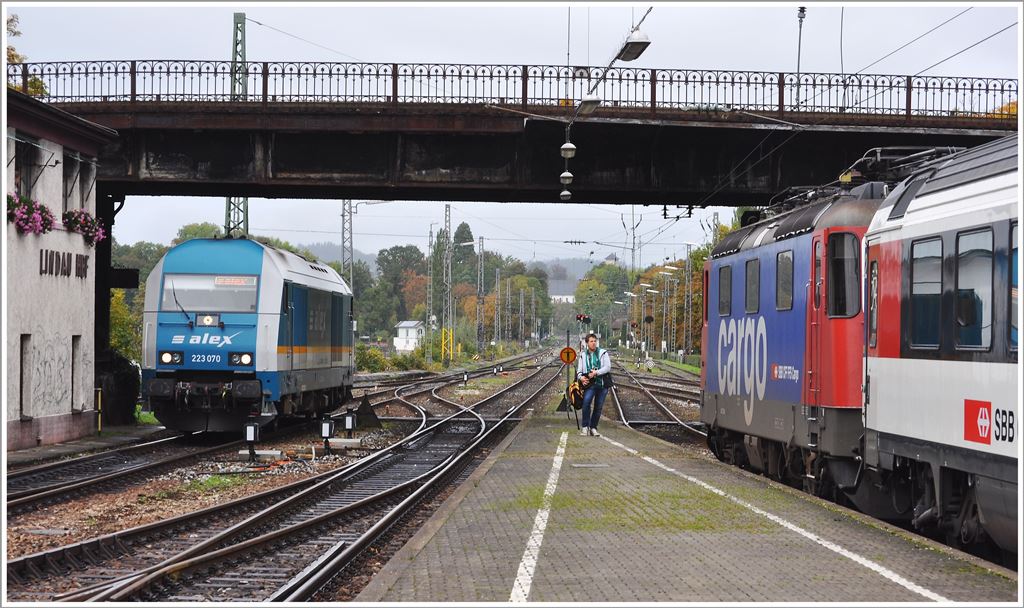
[191,354,222,364]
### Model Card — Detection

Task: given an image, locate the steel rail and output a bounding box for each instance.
[614,363,707,438]
[102,362,555,601]
[277,362,563,601]
[66,361,554,602]
[5,432,189,495]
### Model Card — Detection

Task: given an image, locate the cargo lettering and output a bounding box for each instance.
[716,317,768,426]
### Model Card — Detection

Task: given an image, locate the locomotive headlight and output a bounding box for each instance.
[230,352,253,366]
[160,351,184,365]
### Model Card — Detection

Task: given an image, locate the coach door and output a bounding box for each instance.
[807,237,824,407]
[281,282,294,370]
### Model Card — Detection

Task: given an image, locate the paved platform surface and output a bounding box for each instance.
[5,425,172,468]
[359,406,1018,603]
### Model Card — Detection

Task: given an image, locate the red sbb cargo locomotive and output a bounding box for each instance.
[701,135,1018,560]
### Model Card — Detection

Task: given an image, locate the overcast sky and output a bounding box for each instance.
[6,2,1020,263]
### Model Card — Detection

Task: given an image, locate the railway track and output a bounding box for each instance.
[6,357,557,602]
[611,363,707,440]
[65,361,560,602]
[6,352,544,516]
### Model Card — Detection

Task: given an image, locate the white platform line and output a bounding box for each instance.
[601,436,950,603]
[509,431,569,603]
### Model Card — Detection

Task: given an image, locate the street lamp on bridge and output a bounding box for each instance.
[559,8,654,201]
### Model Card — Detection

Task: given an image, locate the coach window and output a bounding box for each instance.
[1011,223,1018,351]
[745,259,760,314]
[718,265,732,316]
[869,261,878,348]
[827,233,860,317]
[911,239,942,348]
[776,250,793,310]
[955,229,993,350]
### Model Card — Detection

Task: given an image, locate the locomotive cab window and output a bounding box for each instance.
[161,274,259,313]
[1010,223,1017,351]
[776,250,793,310]
[955,229,993,350]
[718,265,732,316]
[745,259,760,314]
[911,239,942,348]
[827,233,860,318]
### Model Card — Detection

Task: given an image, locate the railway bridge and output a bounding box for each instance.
[6,59,1017,380]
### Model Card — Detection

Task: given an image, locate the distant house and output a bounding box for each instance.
[551,294,576,304]
[602,253,618,265]
[393,320,425,353]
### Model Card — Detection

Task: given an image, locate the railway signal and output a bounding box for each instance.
[244,420,259,463]
[320,417,336,455]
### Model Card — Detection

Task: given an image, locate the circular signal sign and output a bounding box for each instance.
[560,347,577,365]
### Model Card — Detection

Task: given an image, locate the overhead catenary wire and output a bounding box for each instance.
[245,17,364,62]
[692,17,1018,211]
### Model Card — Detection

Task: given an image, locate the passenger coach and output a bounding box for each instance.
[862,135,1018,554]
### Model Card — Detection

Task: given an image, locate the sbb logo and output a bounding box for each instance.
[964,399,992,445]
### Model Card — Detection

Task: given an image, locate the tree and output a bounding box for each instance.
[7,15,26,63]
[110,289,141,363]
[400,271,428,321]
[6,14,47,96]
[377,244,425,319]
[173,222,223,244]
[326,259,374,300]
[377,245,425,290]
[452,222,476,285]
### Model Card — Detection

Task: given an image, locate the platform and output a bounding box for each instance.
[358,406,1018,603]
[4,424,172,468]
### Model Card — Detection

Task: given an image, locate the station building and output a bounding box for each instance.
[5,89,117,449]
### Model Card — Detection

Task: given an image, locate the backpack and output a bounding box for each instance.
[567,381,584,410]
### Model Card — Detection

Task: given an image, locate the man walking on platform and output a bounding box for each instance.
[577,333,611,436]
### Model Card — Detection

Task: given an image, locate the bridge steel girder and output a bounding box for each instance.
[62,103,1012,206]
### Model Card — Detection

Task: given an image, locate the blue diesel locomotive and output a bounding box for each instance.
[141,238,355,432]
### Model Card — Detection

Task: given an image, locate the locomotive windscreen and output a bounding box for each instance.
[161,274,259,313]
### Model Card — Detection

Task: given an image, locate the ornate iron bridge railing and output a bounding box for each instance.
[7,60,1018,119]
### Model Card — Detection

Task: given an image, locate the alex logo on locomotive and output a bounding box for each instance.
[170,331,243,347]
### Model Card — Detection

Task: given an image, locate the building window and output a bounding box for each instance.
[956,229,993,349]
[63,152,82,213]
[15,137,38,199]
[911,238,942,348]
[718,265,731,316]
[20,334,31,419]
[827,233,860,318]
[745,259,759,314]
[80,160,95,210]
[776,250,793,310]
[1011,223,1018,351]
[72,335,81,411]
[869,261,878,348]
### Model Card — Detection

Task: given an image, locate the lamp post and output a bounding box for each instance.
[796,6,807,107]
[638,282,652,351]
[622,291,637,349]
[645,288,659,354]
[558,10,653,201]
[658,270,672,352]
